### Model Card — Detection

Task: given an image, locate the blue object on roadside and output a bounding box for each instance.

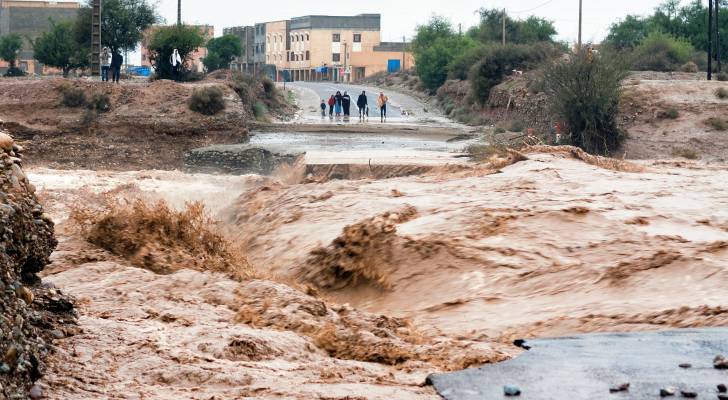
[387,59,401,73]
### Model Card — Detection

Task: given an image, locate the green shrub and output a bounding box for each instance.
[469,43,555,104]
[87,93,111,112]
[509,120,526,132]
[494,127,507,134]
[253,101,268,120]
[705,117,728,131]
[60,86,87,107]
[657,108,679,119]
[188,86,225,115]
[447,44,488,80]
[717,72,728,82]
[631,31,694,72]
[542,50,628,154]
[716,87,728,100]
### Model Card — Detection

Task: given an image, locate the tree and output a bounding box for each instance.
[412,16,455,53]
[146,25,205,79]
[33,20,89,77]
[202,35,242,72]
[0,34,23,72]
[75,0,158,53]
[470,8,556,44]
[604,15,649,50]
[416,36,476,91]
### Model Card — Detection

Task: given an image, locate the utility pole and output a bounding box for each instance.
[177,0,181,26]
[717,0,722,73]
[502,8,506,45]
[402,35,406,71]
[578,0,583,50]
[91,0,101,76]
[709,0,714,80]
[343,42,348,82]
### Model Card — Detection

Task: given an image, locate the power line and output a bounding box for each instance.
[511,0,557,15]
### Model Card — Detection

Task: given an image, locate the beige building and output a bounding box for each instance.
[229,14,412,82]
[0,0,80,74]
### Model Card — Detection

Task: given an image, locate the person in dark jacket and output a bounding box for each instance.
[110,51,123,83]
[342,91,351,117]
[327,95,335,118]
[320,99,327,118]
[356,91,368,120]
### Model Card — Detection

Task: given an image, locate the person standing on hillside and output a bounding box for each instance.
[100,47,111,82]
[342,91,351,117]
[377,92,389,122]
[357,91,368,120]
[327,95,335,118]
[170,49,182,82]
[110,50,123,84]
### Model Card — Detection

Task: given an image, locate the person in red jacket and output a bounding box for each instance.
[327,95,335,118]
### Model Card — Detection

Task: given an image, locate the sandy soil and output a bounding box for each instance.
[621,78,728,162]
[25,148,728,398]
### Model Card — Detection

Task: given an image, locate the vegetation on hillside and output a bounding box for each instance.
[75,0,159,54]
[33,21,89,77]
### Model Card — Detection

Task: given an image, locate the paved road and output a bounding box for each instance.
[428,328,728,400]
[285,81,455,126]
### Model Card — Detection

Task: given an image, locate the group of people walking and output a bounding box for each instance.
[99,47,123,83]
[320,90,389,122]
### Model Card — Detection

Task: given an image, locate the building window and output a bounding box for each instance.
[332,53,341,62]
[332,33,340,42]
[354,34,361,43]
[305,51,310,61]
[306,33,309,41]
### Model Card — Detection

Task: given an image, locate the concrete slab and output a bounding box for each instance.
[427,329,728,400]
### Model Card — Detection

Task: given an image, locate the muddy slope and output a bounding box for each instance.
[0,131,75,399]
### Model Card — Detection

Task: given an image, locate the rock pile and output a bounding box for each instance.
[1,130,74,399]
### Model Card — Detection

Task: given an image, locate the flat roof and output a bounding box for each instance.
[290,14,380,31]
[0,0,79,8]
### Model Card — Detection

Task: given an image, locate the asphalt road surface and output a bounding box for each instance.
[427,329,728,400]
[289,81,404,119]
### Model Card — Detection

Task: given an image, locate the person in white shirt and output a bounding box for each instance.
[170,49,182,81]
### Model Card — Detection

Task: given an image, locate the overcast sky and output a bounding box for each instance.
[161,0,673,42]
[58,0,684,63]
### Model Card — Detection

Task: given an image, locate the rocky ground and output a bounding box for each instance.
[0,131,75,400]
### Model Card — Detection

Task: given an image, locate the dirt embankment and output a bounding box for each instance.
[0,76,292,171]
[0,131,75,399]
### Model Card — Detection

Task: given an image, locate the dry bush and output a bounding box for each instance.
[717,72,728,82]
[657,108,679,119]
[87,93,111,112]
[715,87,728,100]
[188,86,226,115]
[672,147,700,160]
[680,61,699,73]
[705,117,728,131]
[70,196,253,280]
[58,85,87,107]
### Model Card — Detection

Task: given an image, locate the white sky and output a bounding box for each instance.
[54,0,684,63]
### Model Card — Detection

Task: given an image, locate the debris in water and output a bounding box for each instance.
[719,383,727,393]
[678,363,692,369]
[679,390,697,398]
[503,385,521,396]
[660,387,676,397]
[715,355,728,369]
[609,383,630,393]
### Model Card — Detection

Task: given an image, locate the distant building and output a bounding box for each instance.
[140,24,214,73]
[0,0,80,74]
[223,14,414,82]
[223,25,254,73]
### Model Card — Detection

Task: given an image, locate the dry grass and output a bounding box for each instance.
[672,147,701,160]
[70,196,253,280]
